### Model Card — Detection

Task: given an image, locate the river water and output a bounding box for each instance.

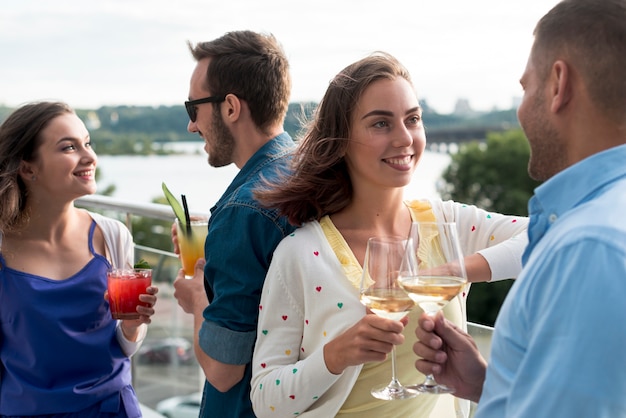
[96,142,451,213]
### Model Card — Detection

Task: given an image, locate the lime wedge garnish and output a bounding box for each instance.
[162,182,186,226]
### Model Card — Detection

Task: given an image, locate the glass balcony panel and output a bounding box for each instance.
[76,194,494,416]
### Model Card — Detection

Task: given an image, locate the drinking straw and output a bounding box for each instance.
[181,194,192,236]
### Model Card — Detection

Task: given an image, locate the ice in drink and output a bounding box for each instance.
[175,219,208,278]
[107,268,152,320]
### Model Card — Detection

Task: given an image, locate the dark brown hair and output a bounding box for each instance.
[532,0,626,121]
[255,52,412,226]
[0,101,74,232]
[188,30,291,135]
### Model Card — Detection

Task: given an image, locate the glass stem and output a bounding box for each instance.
[388,346,402,389]
[422,310,440,387]
[423,373,438,387]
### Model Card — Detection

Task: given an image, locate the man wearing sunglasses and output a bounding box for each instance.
[172,30,296,418]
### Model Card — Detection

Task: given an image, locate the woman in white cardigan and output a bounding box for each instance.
[251,53,528,418]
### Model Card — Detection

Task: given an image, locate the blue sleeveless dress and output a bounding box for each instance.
[0,221,140,417]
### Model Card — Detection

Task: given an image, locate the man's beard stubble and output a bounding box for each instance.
[207,108,236,168]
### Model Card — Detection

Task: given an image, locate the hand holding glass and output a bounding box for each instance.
[175,218,208,279]
[397,222,468,394]
[359,236,418,400]
[107,268,152,320]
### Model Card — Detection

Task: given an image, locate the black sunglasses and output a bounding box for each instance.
[184,95,226,122]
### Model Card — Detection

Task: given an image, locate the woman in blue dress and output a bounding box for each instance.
[0,102,159,417]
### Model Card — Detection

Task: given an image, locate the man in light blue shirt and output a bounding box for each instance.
[412,0,626,416]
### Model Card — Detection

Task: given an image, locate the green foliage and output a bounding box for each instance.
[1,103,522,156]
[439,129,540,326]
[467,280,515,327]
[131,214,174,253]
[439,129,540,216]
[131,195,175,253]
[95,166,116,196]
[134,259,151,269]
[75,105,197,155]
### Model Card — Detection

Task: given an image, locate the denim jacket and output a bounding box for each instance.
[198,132,296,418]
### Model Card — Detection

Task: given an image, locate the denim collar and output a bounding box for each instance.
[212,132,294,211]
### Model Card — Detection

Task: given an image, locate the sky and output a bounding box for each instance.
[1,0,560,114]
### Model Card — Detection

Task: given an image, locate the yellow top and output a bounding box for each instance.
[319,200,461,418]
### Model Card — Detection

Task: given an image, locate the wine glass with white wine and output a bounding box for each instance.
[397,222,468,394]
[359,236,418,400]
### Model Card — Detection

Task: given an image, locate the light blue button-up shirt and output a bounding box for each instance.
[477,144,626,417]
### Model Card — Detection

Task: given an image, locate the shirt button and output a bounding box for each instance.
[549,214,558,223]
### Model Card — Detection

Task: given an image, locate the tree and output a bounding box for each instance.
[440,129,539,216]
[131,196,176,253]
[439,129,540,326]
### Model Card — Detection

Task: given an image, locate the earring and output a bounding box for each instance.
[31,175,36,181]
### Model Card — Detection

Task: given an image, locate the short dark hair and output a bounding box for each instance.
[188,31,291,135]
[533,0,626,121]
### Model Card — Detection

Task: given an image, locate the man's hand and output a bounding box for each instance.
[173,258,207,314]
[413,311,487,402]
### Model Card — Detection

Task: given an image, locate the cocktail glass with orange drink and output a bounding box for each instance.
[175,218,208,279]
[162,182,208,279]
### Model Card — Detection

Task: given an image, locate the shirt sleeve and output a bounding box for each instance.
[434,200,529,281]
[116,322,147,357]
[199,205,287,365]
[250,237,343,418]
[477,233,528,281]
[489,236,626,416]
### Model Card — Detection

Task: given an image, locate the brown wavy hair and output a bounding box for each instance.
[255,52,412,226]
[0,101,75,232]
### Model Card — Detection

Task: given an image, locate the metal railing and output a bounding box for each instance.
[77,195,202,411]
[76,194,494,414]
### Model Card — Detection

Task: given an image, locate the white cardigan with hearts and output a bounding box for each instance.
[250,199,528,418]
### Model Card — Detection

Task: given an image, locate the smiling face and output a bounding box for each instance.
[517,45,567,181]
[345,77,425,193]
[22,112,97,202]
[187,58,236,168]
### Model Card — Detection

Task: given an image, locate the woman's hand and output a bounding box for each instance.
[323,311,408,375]
[119,285,159,340]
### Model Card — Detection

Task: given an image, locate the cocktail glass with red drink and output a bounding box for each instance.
[107,268,152,320]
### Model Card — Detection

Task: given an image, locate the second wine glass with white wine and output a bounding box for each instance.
[398,222,468,394]
[359,236,418,400]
